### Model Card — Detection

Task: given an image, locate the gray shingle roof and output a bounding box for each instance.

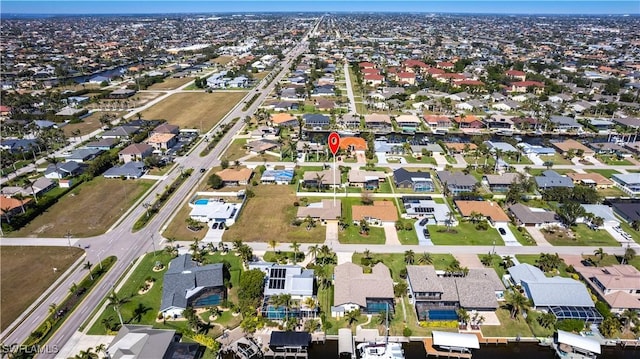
[334,262,394,307]
[160,254,224,312]
[436,170,478,187]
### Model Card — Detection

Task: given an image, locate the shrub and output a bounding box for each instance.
[556,319,585,333]
[403,327,412,337]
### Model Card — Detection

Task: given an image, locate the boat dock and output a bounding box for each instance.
[423,338,472,358]
[338,328,355,359]
[469,332,508,345]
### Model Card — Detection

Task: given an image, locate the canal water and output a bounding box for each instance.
[302,340,639,359]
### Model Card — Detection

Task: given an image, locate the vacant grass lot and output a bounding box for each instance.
[140,92,246,130]
[147,77,194,90]
[213,56,235,65]
[542,224,620,247]
[12,177,153,238]
[0,246,84,331]
[63,111,125,138]
[538,154,572,165]
[596,155,633,165]
[220,138,248,161]
[429,222,504,246]
[88,251,242,335]
[224,185,325,243]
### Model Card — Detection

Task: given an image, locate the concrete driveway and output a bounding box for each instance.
[493,223,521,247]
[383,223,401,245]
[325,221,339,246]
[525,226,552,246]
[414,220,433,246]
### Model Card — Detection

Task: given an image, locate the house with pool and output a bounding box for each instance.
[188,198,242,228]
[160,254,226,318]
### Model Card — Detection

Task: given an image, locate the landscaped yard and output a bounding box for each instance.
[339,197,386,244]
[224,185,326,243]
[481,308,533,338]
[87,250,243,335]
[541,224,620,247]
[404,155,437,165]
[147,77,195,90]
[597,186,627,198]
[162,202,209,242]
[528,168,575,176]
[429,222,504,246]
[396,224,419,245]
[509,224,537,246]
[351,252,457,281]
[140,92,247,130]
[0,246,84,331]
[515,254,569,277]
[596,155,633,166]
[11,177,154,238]
[62,111,125,138]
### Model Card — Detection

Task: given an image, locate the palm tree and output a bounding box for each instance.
[456,308,470,327]
[74,348,98,359]
[290,241,301,264]
[69,282,79,296]
[418,252,433,265]
[445,211,455,232]
[83,261,94,280]
[502,256,515,268]
[107,290,130,326]
[308,244,319,262]
[594,248,605,261]
[363,249,372,260]
[359,219,370,235]
[12,193,26,213]
[620,309,638,331]
[404,250,415,264]
[623,247,636,265]
[268,239,279,253]
[505,289,530,320]
[23,178,38,204]
[232,239,243,251]
[48,303,57,315]
[345,308,361,327]
[94,344,106,358]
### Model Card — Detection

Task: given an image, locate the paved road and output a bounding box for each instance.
[0,29,312,356]
[343,61,357,114]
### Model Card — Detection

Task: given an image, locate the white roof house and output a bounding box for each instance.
[556,330,601,355]
[189,201,237,224]
[432,331,480,350]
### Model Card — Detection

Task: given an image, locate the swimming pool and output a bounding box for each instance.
[429,309,458,320]
[194,199,209,205]
[194,294,221,307]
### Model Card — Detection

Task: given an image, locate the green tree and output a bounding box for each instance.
[536,253,563,273]
[238,269,266,311]
[345,308,361,327]
[599,316,620,338]
[207,173,223,189]
[537,312,557,329]
[106,290,130,326]
[83,261,94,280]
[418,252,433,265]
[623,247,636,264]
[404,250,415,264]
[220,158,229,169]
[557,202,586,227]
[505,289,530,319]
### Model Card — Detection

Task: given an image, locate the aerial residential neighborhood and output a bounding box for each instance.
[0,2,640,359]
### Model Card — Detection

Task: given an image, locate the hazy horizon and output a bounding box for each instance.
[2,1,639,16]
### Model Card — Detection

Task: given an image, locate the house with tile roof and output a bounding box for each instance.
[566,173,614,189]
[296,199,342,222]
[508,203,560,228]
[575,265,640,314]
[215,168,253,186]
[351,200,398,226]
[455,200,510,224]
[118,143,154,163]
[331,262,394,318]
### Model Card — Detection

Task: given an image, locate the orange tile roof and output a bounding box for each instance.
[566,173,613,186]
[455,200,510,222]
[339,137,367,151]
[216,168,253,182]
[352,201,398,222]
[0,195,31,214]
[271,113,296,125]
[453,115,481,124]
[552,139,593,154]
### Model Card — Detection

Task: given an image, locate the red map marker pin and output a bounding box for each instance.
[328,132,340,156]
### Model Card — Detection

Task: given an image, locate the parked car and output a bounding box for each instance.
[212,222,219,229]
[423,228,430,237]
[419,218,428,226]
[498,228,507,235]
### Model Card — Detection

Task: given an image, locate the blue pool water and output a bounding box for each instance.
[194,294,221,307]
[429,309,458,320]
[194,199,209,205]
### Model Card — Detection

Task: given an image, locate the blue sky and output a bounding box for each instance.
[2,1,639,15]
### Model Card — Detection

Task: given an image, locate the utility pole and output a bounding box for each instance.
[66,230,72,247]
[150,233,157,259]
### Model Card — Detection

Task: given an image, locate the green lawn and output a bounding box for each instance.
[597,186,627,197]
[445,155,457,164]
[515,254,569,277]
[433,198,445,204]
[351,253,456,282]
[339,197,387,244]
[429,222,504,246]
[586,169,621,178]
[88,251,243,335]
[528,168,575,176]
[396,224,419,245]
[542,224,620,247]
[404,155,437,165]
[509,224,537,246]
[481,308,533,338]
[538,154,572,165]
[526,310,555,337]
